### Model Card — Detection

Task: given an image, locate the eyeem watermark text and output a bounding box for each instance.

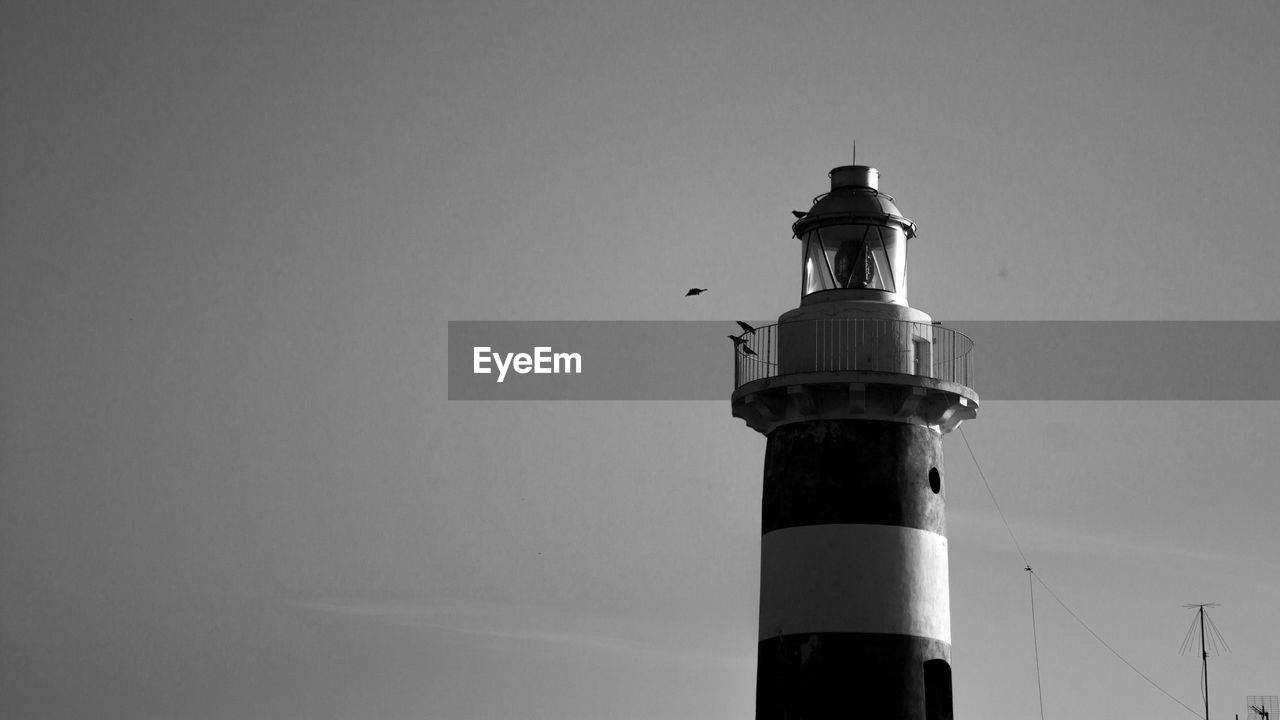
[473,346,582,383]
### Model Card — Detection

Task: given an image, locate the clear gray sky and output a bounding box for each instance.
[3,1,1279,719]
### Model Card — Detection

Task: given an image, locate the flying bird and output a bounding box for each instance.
[736,321,756,335]
[727,334,747,346]
[685,288,708,296]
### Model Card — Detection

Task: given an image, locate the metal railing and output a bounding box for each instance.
[733,318,974,390]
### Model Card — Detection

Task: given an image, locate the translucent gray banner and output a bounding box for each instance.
[448,321,1280,401]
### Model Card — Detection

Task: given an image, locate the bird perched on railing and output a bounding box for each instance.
[727,334,748,346]
[741,346,757,357]
[685,288,708,296]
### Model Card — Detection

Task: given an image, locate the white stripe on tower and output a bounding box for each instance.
[758,523,950,642]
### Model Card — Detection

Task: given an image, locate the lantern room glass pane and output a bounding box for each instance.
[880,226,907,296]
[802,234,836,294]
[863,229,894,292]
[800,224,908,298]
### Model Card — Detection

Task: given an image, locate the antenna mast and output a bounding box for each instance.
[1181,603,1229,720]
[1248,695,1276,720]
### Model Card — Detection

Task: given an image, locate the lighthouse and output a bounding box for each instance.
[731,161,978,719]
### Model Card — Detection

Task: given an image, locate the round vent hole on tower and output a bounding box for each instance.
[928,467,941,494]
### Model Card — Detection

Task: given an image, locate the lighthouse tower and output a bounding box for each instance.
[731,161,978,720]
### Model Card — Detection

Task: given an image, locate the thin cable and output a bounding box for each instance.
[958,426,1030,567]
[1205,611,1230,654]
[1030,570,1203,718]
[1028,566,1046,720]
[960,427,1203,719]
[1201,661,1207,718]
[1179,613,1200,655]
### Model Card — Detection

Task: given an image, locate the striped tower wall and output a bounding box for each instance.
[756,419,953,720]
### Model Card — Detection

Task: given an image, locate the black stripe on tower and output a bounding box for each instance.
[762,419,945,534]
[757,634,952,720]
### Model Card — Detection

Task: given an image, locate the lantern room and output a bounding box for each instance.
[793,164,917,305]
